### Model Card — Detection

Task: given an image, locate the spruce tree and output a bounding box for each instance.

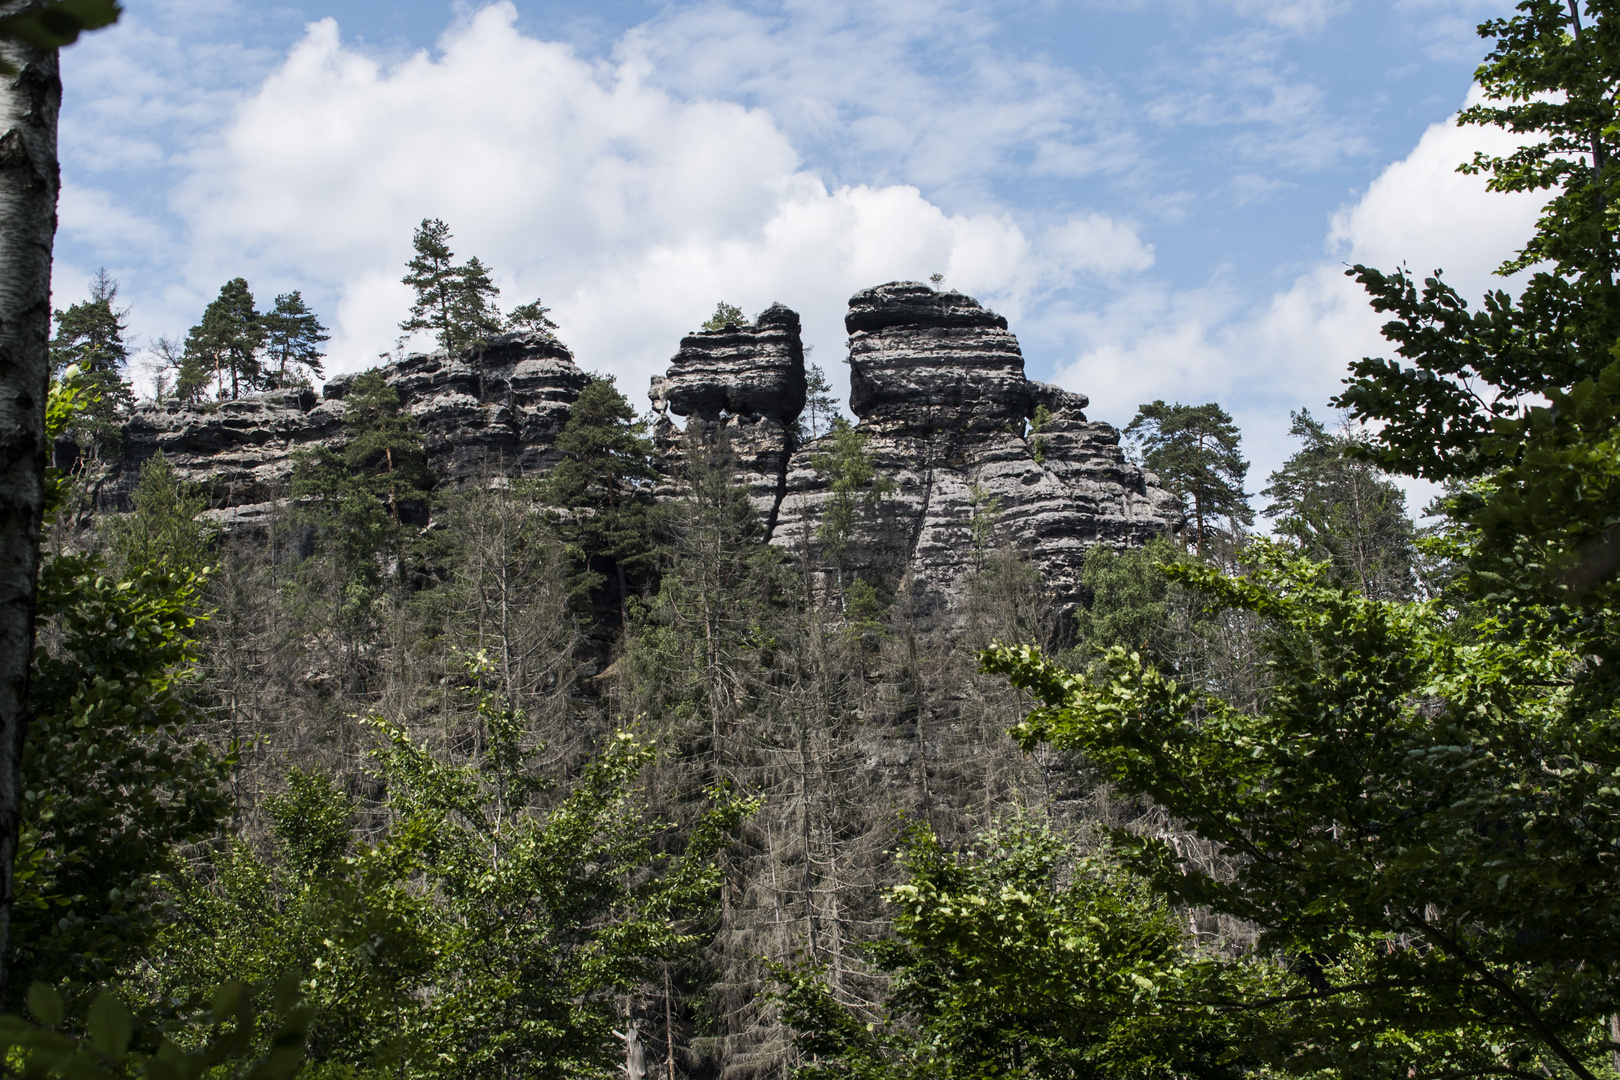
[545,375,659,633]
[49,269,133,454]
[812,417,895,601]
[291,370,434,645]
[260,290,329,389]
[182,277,263,401]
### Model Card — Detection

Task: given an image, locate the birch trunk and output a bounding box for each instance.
[0,18,58,1002]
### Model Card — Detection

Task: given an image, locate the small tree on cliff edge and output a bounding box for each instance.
[1124,400,1252,554]
[400,218,504,353]
[545,375,659,635]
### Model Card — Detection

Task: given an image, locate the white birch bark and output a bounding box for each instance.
[0,10,57,1001]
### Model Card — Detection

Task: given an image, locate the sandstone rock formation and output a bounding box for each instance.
[766,283,1182,623]
[650,304,805,532]
[98,331,587,528]
[100,287,1179,623]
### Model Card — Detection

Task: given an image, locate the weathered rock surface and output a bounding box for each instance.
[768,284,1181,624]
[651,305,805,530]
[846,282,1029,433]
[98,331,588,526]
[102,287,1179,623]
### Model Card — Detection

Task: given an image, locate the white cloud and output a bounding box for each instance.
[1040,215,1156,279]
[615,0,1139,207]
[162,3,1147,400]
[1227,0,1349,33]
[1050,92,1547,499]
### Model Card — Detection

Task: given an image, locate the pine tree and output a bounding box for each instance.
[1123,400,1251,554]
[545,375,659,634]
[182,278,264,401]
[800,361,839,442]
[450,255,503,349]
[506,298,559,336]
[400,219,503,353]
[1262,409,1415,600]
[701,302,747,331]
[400,218,458,351]
[260,290,329,389]
[49,269,134,454]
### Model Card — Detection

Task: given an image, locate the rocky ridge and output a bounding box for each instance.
[101,285,1181,618]
[767,283,1181,621]
[99,331,586,528]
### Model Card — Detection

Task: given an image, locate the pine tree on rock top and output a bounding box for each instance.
[48,269,133,456]
[1124,400,1252,554]
[260,290,329,389]
[399,218,506,354]
[701,302,747,331]
[506,298,559,337]
[545,375,659,634]
[180,278,263,402]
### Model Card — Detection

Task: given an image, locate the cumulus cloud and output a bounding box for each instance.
[1050,92,1547,494]
[169,3,1147,396]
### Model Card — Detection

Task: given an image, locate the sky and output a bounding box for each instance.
[51,0,1546,498]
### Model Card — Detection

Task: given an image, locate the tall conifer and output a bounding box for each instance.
[49,269,133,454]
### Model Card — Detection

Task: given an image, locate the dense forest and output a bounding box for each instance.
[4,1,1620,1079]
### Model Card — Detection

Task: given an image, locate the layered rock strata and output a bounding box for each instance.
[98,331,587,527]
[101,287,1179,621]
[767,283,1182,623]
[650,304,805,530]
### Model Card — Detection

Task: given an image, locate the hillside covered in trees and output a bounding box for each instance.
[6,2,1620,1080]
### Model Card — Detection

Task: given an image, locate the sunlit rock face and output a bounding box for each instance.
[103,285,1179,622]
[99,331,587,529]
[767,283,1182,625]
[844,282,1030,434]
[650,304,806,532]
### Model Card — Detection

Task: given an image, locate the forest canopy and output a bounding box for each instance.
[4,2,1620,1079]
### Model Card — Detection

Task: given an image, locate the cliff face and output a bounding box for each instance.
[104,286,1179,616]
[765,283,1181,622]
[650,303,805,532]
[100,331,586,528]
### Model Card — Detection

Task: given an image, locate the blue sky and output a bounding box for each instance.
[51,0,1541,486]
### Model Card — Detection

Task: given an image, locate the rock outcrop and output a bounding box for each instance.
[844,282,1029,432]
[766,283,1182,623]
[99,331,587,527]
[102,287,1179,623]
[650,304,805,531]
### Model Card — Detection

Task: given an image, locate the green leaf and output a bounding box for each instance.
[26,981,63,1028]
[85,991,132,1059]
[0,0,119,51]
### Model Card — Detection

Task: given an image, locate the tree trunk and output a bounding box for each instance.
[0,22,58,1003]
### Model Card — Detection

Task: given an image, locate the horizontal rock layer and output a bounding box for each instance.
[102,286,1182,622]
[98,331,587,526]
[846,282,1029,433]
